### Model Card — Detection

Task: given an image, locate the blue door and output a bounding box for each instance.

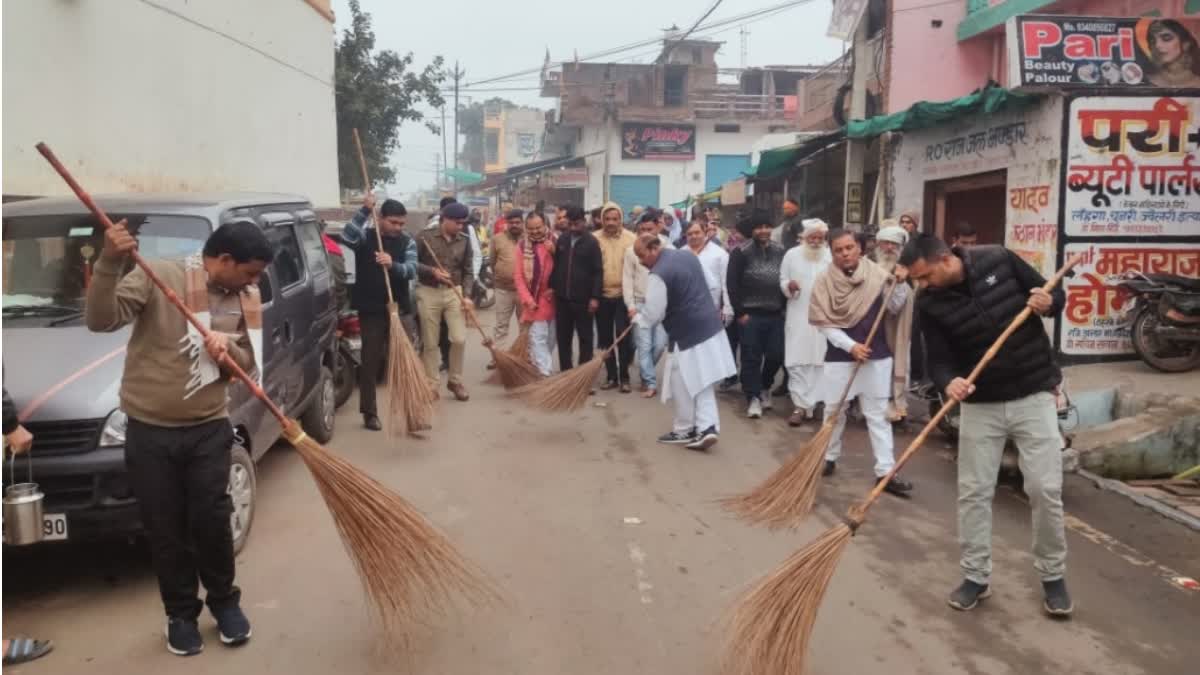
[705,154,751,192]
[609,175,661,217]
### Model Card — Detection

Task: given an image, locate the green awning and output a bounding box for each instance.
[744,130,846,181]
[444,167,484,185]
[846,84,1041,139]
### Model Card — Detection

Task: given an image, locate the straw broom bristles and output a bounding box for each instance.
[721,280,898,529]
[510,323,634,412]
[385,305,437,436]
[487,323,537,387]
[284,421,498,633]
[721,255,1082,675]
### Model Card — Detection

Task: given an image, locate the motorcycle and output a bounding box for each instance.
[1115,272,1200,373]
[473,256,496,310]
[333,311,362,409]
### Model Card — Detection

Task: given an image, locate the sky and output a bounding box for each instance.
[332,0,847,198]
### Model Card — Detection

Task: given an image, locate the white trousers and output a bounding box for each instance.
[667,353,720,434]
[528,320,556,377]
[786,364,822,411]
[823,393,895,477]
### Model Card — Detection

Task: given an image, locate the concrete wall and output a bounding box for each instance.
[2,0,339,206]
[501,108,549,168]
[576,121,772,209]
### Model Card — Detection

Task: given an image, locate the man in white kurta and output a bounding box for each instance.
[779,219,832,426]
[636,234,736,451]
[809,229,914,496]
[682,221,733,324]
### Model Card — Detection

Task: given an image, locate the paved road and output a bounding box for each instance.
[4,340,1197,675]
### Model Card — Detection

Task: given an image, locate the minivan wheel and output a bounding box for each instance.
[301,366,336,444]
[228,445,256,555]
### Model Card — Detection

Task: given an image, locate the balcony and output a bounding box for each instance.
[691,92,796,120]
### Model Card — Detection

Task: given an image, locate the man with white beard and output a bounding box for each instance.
[873,224,917,422]
[779,219,832,426]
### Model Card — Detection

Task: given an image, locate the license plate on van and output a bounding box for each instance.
[42,513,68,541]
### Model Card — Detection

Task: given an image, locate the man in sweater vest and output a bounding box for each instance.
[342,194,419,430]
[635,234,737,451]
[489,209,525,361]
[901,234,1070,617]
[809,229,914,497]
[86,220,272,656]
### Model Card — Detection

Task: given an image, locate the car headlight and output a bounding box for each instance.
[99,409,128,447]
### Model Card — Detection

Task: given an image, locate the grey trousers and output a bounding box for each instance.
[958,390,1067,585]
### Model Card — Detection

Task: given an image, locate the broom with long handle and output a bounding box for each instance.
[352,129,436,435]
[420,240,542,389]
[721,277,900,529]
[36,143,495,634]
[510,322,636,413]
[722,253,1082,675]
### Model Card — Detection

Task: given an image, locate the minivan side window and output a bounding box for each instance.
[267,226,305,289]
[296,221,330,276]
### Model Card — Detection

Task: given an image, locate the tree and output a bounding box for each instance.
[335,0,445,191]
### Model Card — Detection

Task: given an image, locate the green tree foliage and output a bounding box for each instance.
[335,0,445,190]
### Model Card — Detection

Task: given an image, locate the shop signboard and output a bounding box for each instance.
[1063,95,1200,238]
[621,122,696,160]
[1060,242,1200,355]
[1008,15,1200,90]
[544,167,588,189]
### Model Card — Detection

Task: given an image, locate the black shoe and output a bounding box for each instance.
[363,414,382,431]
[948,580,992,611]
[1042,579,1074,617]
[822,460,836,477]
[439,362,449,372]
[877,474,913,496]
[658,429,697,445]
[165,618,204,656]
[213,605,252,645]
[686,426,719,451]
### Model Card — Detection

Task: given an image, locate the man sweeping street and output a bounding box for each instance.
[635,234,736,451]
[900,234,1071,617]
[779,218,831,426]
[416,202,474,402]
[86,219,271,656]
[343,193,419,430]
[808,229,913,496]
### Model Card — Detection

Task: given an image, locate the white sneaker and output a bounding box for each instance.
[747,398,763,418]
[761,396,774,412]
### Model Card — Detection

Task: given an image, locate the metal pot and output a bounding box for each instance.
[3,451,44,546]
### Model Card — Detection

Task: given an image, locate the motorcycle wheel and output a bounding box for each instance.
[1131,307,1200,373]
[332,345,357,409]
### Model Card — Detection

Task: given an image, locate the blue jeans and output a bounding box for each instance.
[739,313,784,402]
[634,304,668,389]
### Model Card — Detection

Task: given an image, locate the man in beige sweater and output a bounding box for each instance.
[86,219,273,657]
[488,209,524,361]
[595,202,637,392]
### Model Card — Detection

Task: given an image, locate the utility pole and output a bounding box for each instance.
[434,152,442,195]
[740,26,749,69]
[451,61,465,194]
[440,104,448,196]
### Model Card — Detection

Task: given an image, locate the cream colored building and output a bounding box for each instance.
[3,0,339,206]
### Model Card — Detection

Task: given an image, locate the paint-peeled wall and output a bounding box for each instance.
[3,0,339,206]
[576,121,773,209]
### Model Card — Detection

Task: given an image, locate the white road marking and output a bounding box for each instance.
[627,542,654,604]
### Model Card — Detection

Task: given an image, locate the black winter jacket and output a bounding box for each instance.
[727,240,786,317]
[550,230,604,304]
[917,246,1065,403]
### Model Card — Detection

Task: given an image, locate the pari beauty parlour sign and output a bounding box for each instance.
[621,122,696,160]
[1007,15,1200,89]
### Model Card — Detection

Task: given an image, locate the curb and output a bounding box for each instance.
[1077,469,1200,533]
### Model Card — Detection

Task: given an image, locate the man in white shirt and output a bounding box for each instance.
[625,213,675,397]
[779,219,832,426]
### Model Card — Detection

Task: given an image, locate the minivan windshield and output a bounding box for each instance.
[2,214,210,319]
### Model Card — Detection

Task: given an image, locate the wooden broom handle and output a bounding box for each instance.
[420,239,491,344]
[351,128,396,306]
[827,276,900,420]
[35,142,289,427]
[854,253,1084,519]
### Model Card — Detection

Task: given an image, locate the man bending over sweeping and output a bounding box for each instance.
[634,233,736,451]
[86,220,273,656]
[900,234,1071,617]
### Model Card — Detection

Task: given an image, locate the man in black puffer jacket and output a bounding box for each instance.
[726,209,786,418]
[900,234,1071,618]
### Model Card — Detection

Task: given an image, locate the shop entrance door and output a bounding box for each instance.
[923,170,1007,245]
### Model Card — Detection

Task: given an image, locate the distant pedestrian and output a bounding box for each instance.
[635,235,736,450]
[513,211,557,376]
[771,198,804,249]
[550,205,603,371]
[901,234,1071,616]
[951,222,979,248]
[726,209,786,418]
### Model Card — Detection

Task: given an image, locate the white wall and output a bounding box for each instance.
[576,121,773,209]
[3,0,339,206]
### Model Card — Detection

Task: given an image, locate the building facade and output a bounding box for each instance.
[3,0,340,206]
